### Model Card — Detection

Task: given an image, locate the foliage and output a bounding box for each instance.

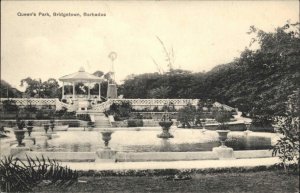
[60,111,77,120]
[127,119,143,127]
[272,89,300,171]
[0,80,22,98]
[107,101,132,121]
[118,22,299,121]
[148,86,171,99]
[2,99,19,112]
[24,103,38,113]
[252,115,273,127]
[0,125,10,137]
[16,117,25,130]
[20,77,60,98]
[27,120,34,126]
[127,119,144,127]
[35,109,55,120]
[77,114,91,122]
[213,108,231,130]
[0,155,78,192]
[177,103,196,128]
[130,113,143,119]
[54,107,68,117]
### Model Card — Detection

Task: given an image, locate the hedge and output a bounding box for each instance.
[127,119,143,127]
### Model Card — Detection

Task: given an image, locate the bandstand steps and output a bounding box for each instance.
[93,113,111,128]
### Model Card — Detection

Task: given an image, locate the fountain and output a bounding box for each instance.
[26,121,35,145]
[212,109,235,159]
[157,103,174,139]
[11,117,31,155]
[43,124,52,139]
[96,130,116,161]
[49,119,55,133]
[201,120,206,133]
[244,120,252,135]
[100,130,114,149]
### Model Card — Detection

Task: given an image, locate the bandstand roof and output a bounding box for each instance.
[59,67,103,83]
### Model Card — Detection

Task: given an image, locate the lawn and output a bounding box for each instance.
[33,169,299,193]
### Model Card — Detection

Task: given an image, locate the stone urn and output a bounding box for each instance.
[50,123,55,132]
[87,99,93,109]
[201,121,206,133]
[244,121,252,135]
[216,130,230,147]
[14,129,26,147]
[100,130,114,149]
[26,126,34,137]
[43,124,50,134]
[157,121,174,139]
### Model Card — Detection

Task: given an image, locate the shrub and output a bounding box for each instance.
[272,89,299,172]
[61,111,76,119]
[108,101,132,121]
[2,100,18,112]
[54,107,68,117]
[130,113,143,119]
[77,114,91,121]
[213,108,231,130]
[252,115,273,127]
[177,103,196,128]
[127,119,143,127]
[24,104,37,113]
[152,106,160,112]
[16,117,26,130]
[0,156,78,192]
[27,120,34,126]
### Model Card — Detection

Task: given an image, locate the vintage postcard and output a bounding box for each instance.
[1,1,299,192]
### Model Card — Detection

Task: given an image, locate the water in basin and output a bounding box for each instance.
[33,129,274,152]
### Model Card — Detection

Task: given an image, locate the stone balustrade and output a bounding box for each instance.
[1,98,234,113]
[0,98,57,106]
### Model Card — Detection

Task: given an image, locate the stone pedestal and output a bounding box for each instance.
[213,146,235,160]
[35,135,48,143]
[244,130,253,135]
[42,133,52,139]
[25,136,36,145]
[10,144,30,156]
[49,132,59,139]
[96,149,117,162]
[107,84,118,99]
[23,139,34,147]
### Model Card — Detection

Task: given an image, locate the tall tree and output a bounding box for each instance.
[0,80,22,98]
[20,77,60,98]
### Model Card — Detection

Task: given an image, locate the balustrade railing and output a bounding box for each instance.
[1,98,234,113]
[90,99,199,112]
[63,94,100,99]
[109,99,198,106]
[0,98,57,106]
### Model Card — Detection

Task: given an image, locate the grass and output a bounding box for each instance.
[33,167,299,193]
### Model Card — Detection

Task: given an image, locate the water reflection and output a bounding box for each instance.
[35,131,273,152]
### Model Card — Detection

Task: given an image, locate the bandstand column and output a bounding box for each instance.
[72,82,75,99]
[62,82,65,99]
[88,82,91,99]
[98,82,101,100]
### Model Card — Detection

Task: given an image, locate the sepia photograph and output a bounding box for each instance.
[1,0,299,192]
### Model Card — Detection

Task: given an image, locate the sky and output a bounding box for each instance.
[1,1,299,91]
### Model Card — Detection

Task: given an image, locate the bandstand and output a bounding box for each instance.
[59,67,103,110]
